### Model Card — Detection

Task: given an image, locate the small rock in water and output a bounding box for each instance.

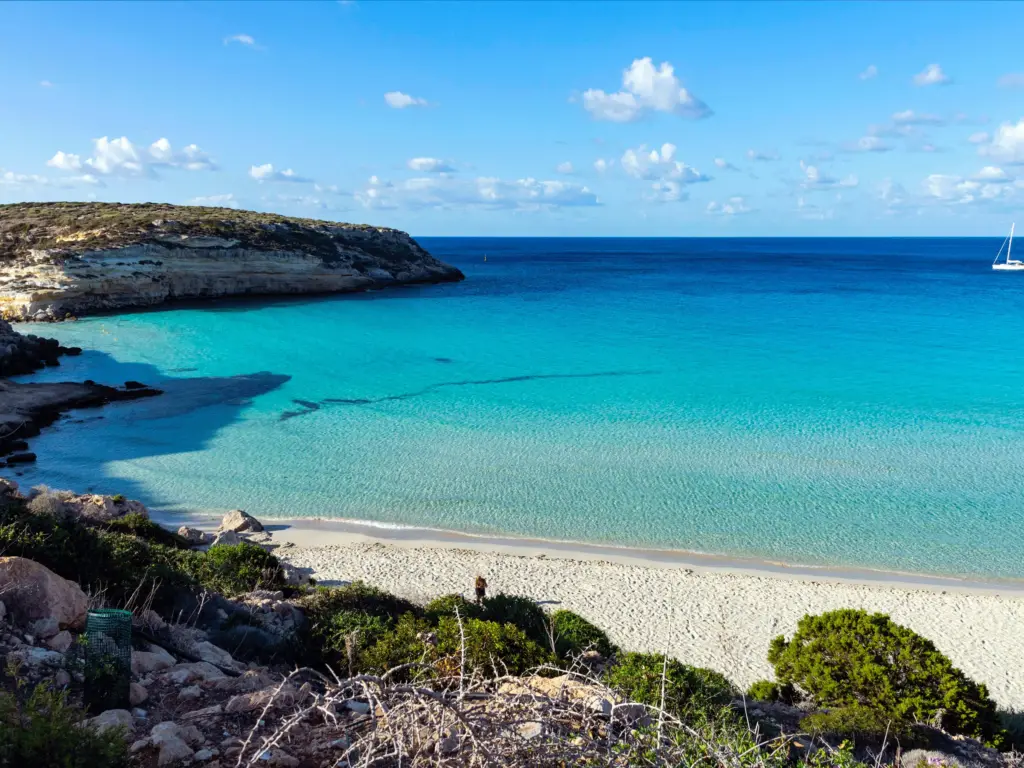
[218,509,264,533]
[6,453,36,464]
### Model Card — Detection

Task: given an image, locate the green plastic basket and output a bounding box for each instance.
[84,609,132,712]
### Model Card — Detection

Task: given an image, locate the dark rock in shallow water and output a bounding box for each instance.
[6,453,36,464]
[124,381,148,390]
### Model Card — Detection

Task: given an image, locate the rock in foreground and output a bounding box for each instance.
[0,202,465,320]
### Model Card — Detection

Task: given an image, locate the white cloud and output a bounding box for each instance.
[646,181,686,203]
[556,161,574,174]
[0,169,50,186]
[356,174,599,211]
[799,161,857,190]
[706,196,753,215]
[224,34,258,47]
[620,143,710,186]
[713,157,738,171]
[978,119,1024,163]
[47,137,215,178]
[384,91,430,109]
[39,80,54,88]
[263,193,341,212]
[188,193,239,208]
[593,158,613,173]
[581,57,710,122]
[407,157,455,173]
[878,178,908,209]
[47,151,82,171]
[249,163,311,183]
[845,135,893,153]
[746,149,779,161]
[923,172,1015,205]
[892,110,945,126]
[968,131,991,145]
[913,63,951,86]
[973,166,1012,183]
[999,73,1024,88]
[859,65,878,81]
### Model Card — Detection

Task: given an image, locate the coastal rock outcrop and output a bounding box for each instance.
[0,202,464,319]
[0,556,88,630]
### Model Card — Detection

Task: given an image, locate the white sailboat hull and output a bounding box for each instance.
[993,223,1020,270]
[993,262,1024,270]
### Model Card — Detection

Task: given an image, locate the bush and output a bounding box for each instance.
[745,679,796,704]
[423,594,484,623]
[359,613,435,678]
[300,583,421,666]
[0,683,130,767]
[549,609,615,660]
[435,616,554,677]
[768,609,1006,747]
[102,513,191,549]
[26,492,69,520]
[606,653,736,720]
[186,542,285,596]
[801,704,911,744]
[480,593,549,647]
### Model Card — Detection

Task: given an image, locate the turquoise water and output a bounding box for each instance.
[10,237,1024,579]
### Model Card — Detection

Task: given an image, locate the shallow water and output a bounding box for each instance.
[11,237,1024,579]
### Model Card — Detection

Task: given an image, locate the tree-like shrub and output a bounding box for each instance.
[0,683,130,767]
[801,704,911,744]
[479,593,549,647]
[606,652,736,720]
[549,609,615,659]
[423,594,484,623]
[186,542,285,596]
[434,616,555,677]
[359,613,435,679]
[768,609,1006,747]
[300,583,421,666]
[102,513,191,549]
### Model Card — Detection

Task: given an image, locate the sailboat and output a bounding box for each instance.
[992,223,1024,270]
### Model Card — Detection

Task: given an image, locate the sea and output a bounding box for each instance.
[10,237,1024,581]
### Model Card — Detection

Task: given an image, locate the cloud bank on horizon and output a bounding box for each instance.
[3,0,1022,235]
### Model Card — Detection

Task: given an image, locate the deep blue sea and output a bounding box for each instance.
[9,237,1024,580]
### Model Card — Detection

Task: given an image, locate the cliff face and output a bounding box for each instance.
[0,202,464,320]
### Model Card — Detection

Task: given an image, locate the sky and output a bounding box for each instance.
[2,0,1023,236]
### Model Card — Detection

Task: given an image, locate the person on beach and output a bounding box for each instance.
[475,575,487,603]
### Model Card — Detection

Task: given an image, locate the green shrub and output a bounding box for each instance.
[480,593,549,647]
[745,679,796,704]
[111,494,125,503]
[185,542,285,596]
[102,513,191,549]
[768,609,1006,747]
[435,616,555,677]
[300,583,421,666]
[423,594,484,623]
[801,704,911,744]
[0,683,130,767]
[549,609,615,659]
[359,613,435,678]
[606,652,736,720]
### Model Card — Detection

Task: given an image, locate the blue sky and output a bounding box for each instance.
[2,0,1023,236]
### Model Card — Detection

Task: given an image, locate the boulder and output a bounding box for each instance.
[281,562,312,586]
[130,682,149,706]
[194,640,234,668]
[63,493,148,522]
[211,530,241,547]
[164,661,227,685]
[0,557,88,629]
[150,721,195,766]
[178,685,202,701]
[83,709,134,737]
[46,630,73,653]
[177,526,214,545]
[131,646,177,675]
[218,509,263,533]
[225,684,298,714]
[7,646,65,669]
[29,616,60,639]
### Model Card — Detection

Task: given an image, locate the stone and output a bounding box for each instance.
[344,700,371,715]
[151,721,203,766]
[84,709,134,737]
[178,526,214,545]
[130,738,151,755]
[62,493,148,522]
[218,509,263,533]
[194,748,216,762]
[164,661,227,685]
[179,704,223,720]
[225,684,297,714]
[280,563,312,586]
[46,629,73,653]
[261,750,299,767]
[902,751,965,768]
[178,684,202,701]
[54,669,71,687]
[211,530,241,547]
[155,735,193,766]
[0,601,6,622]
[195,641,234,668]
[28,616,59,639]
[6,452,36,464]
[517,721,543,740]
[132,647,176,675]
[130,682,149,706]
[0,556,88,629]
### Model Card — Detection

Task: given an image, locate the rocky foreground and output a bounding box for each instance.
[0,202,464,320]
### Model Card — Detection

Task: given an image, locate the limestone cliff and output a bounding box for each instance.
[0,202,464,320]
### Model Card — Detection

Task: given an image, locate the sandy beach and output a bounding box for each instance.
[250,518,1024,711]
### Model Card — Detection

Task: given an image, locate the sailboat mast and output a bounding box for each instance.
[1010,223,1015,263]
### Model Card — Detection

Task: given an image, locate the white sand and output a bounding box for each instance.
[267,520,1024,710]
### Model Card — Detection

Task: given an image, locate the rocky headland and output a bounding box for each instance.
[0,202,464,320]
